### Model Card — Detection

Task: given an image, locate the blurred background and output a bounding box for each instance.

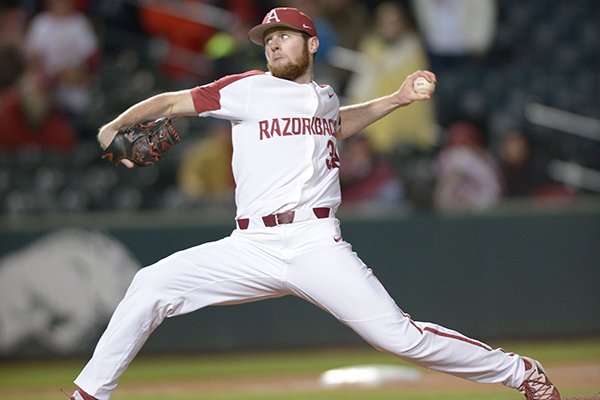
[0,0,599,359]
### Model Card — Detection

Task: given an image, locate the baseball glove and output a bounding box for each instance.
[101,117,180,167]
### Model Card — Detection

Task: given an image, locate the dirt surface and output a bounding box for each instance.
[114,361,600,396]
[3,361,598,399]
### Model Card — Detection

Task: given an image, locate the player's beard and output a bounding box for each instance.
[267,41,310,81]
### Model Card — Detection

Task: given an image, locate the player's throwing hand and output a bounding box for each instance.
[396,70,437,105]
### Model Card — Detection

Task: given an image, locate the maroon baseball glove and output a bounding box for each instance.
[101,117,180,167]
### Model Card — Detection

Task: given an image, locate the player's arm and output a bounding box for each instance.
[97,90,197,168]
[337,70,436,141]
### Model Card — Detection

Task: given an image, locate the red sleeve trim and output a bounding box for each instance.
[190,70,264,113]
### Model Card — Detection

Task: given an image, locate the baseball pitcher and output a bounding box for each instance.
[70,7,560,400]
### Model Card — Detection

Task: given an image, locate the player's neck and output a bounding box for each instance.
[293,73,313,84]
[293,64,314,84]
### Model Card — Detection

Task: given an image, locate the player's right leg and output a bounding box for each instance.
[73,230,288,400]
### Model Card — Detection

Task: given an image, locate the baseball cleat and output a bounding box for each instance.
[61,388,96,400]
[518,357,561,400]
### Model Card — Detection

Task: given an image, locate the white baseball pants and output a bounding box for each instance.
[75,217,525,400]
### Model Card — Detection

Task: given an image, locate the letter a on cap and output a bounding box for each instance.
[265,9,280,23]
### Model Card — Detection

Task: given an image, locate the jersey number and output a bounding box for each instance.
[325,140,340,169]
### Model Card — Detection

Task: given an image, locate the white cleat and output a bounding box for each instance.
[518,357,561,400]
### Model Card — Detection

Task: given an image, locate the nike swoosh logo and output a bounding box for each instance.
[328,92,334,98]
[302,24,312,29]
[334,236,342,242]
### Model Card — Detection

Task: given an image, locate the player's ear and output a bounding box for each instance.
[308,36,319,55]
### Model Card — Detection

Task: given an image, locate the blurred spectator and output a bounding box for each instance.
[0,1,28,90]
[433,121,502,212]
[496,128,575,204]
[24,0,100,136]
[0,0,27,47]
[319,0,369,95]
[177,121,234,201]
[339,134,404,206]
[346,1,437,153]
[496,129,546,198]
[0,52,78,153]
[412,0,497,73]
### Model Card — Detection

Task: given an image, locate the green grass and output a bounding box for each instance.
[1,338,599,400]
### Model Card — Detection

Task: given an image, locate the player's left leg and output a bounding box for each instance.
[283,218,528,389]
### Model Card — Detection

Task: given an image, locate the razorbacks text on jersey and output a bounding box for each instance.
[191,71,341,219]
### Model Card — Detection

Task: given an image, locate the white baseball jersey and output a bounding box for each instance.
[75,70,527,400]
[190,71,341,219]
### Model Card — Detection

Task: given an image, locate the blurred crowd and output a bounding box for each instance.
[0,0,598,215]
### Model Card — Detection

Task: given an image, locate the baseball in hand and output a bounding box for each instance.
[413,77,435,95]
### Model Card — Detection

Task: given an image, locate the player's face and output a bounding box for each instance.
[264,29,311,82]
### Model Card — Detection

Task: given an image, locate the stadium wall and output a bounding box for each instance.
[0,204,598,357]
